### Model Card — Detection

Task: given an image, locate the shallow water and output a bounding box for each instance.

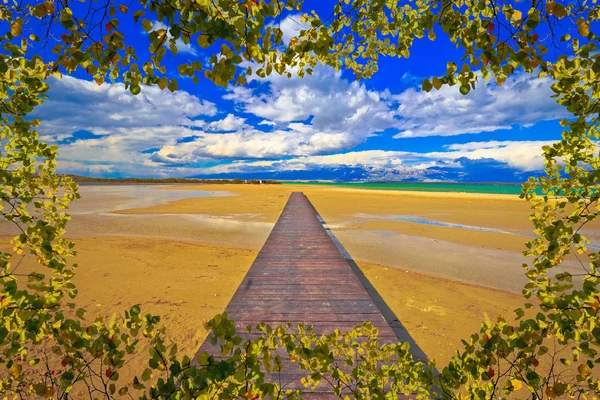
[355,213,519,234]
[335,229,587,293]
[62,212,273,248]
[0,185,272,249]
[353,213,600,251]
[71,185,236,214]
[287,181,526,195]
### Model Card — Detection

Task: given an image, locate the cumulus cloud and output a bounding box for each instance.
[273,14,311,45]
[144,66,402,163]
[55,126,211,178]
[33,77,218,177]
[181,141,549,181]
[34,76,216,142]
[280,150,412,169]
[205,114,249,131]
[430,140,553,171]
[151,124,360,161]
[174,150,430,181]
[35,66,563,180]
[219,67,565,162]
[258,119,277,126]
[219,66,398,158]
[393,74,564,137]
[230,67,396,129]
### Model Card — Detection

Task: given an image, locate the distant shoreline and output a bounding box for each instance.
[63,175,528,195]
[284,181,526,195]
[64,175,281,185]
[283,180,523,186]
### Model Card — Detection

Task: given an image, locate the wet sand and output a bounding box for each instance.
[1,183,593,368]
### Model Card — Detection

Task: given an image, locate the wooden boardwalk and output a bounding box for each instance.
[196,192,406,397]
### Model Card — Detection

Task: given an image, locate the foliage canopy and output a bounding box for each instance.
[0,0,599,398]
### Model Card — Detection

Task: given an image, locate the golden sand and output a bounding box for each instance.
[0,184,560,369]
[359,262,522,365]
[112,184,545,291]
[115,184,295,223]
[71,236,256,356]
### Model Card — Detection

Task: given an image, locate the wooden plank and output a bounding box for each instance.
[232,321,394,332]
[195,192,400,397]
[225,312,390,323]
[228,294,371,301]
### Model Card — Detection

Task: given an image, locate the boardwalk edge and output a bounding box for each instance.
[308,199,431,364]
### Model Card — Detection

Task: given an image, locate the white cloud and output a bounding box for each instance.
[33,77,217,176]
[430,140,553,171]
[167,150,421,177]
[266,150,412,170]
[272,14,311,45]
[56,126,206,177]
[151,125,360,161]
[234,67,395,129]
[205,114,248,131]
[393,74,564,138]
[220,66,397,157]
[220,67,565,163]
[35,67,564,180]
[182,140,549,178]
[222,86,254,104]
[34,76,216,142]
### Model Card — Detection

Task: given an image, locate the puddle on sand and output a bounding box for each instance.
[0,185,268,247]
[354,213,519,234]
[61,212,274,248]
[353,213,600,251]
[71,185,236,214]
[115,212,273,233]
[336,229,588,293]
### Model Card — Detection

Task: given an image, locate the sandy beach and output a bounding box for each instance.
[1,183,591,368]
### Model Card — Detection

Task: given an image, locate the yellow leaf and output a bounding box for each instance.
[10,22,22,37]
[578,363,590,377]
[44,1,55,15]
[511,10,522,20]
[511,379,522,390]
[578,21,590,37]
[10,364,22,377]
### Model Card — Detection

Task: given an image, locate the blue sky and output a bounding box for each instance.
[29,3,568,182]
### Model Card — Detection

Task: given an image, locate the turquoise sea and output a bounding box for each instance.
[282,181,525,195]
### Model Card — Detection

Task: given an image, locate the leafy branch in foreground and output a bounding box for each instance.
[0,0,599,398]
